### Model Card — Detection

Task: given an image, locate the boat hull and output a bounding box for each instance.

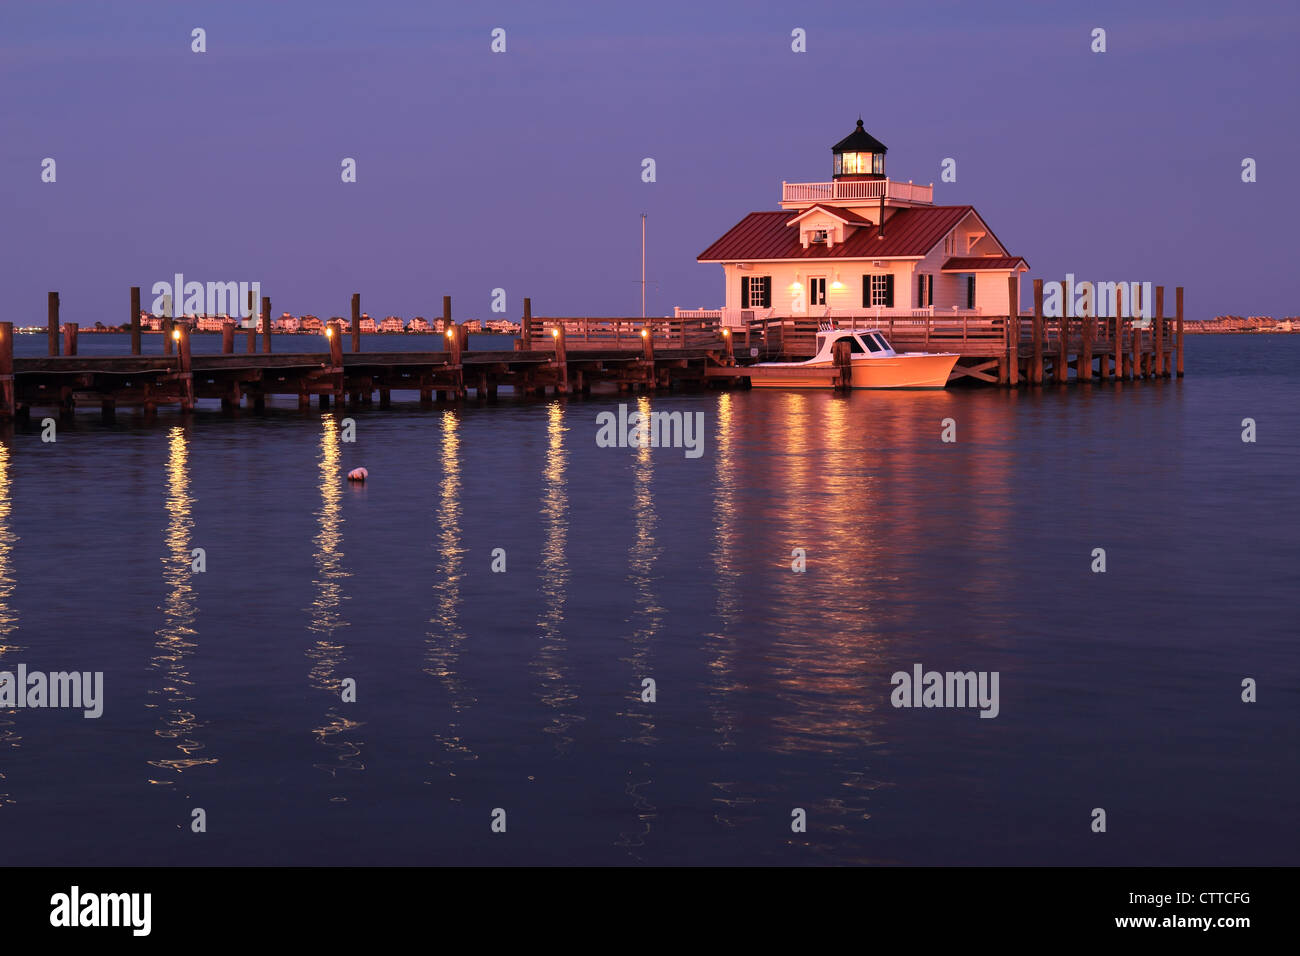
[747,353,959,389]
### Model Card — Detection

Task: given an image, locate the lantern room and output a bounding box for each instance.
[832,118,887,180]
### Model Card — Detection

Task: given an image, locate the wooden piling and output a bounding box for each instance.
[520,298,532,351]
[328,319,344,406]
[63,322,78,357]
[130,286,141,355]
[1006,276,1018,386]
[832,338,852,391]
[722,327,734,363]
[177,322,194,413]
[553,325,569,394]
[0,323,14,420]
[1080,308,1093,382]
[442,296,452,346]
[1175,286,1184,377]
[48,292,60,356]
[1031,279,1043,385]
[262,296,272,353]
[351,293,361,353]
[222,321,235,353]
[246,328,256,353]
[163,316,174,355]
[1055,299,1068,384]
[1154,286,1165,377]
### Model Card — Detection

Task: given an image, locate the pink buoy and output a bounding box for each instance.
[347,467,368,482]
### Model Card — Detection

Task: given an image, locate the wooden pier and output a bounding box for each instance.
[0,283,1185,422]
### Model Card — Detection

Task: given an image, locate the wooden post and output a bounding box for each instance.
[1154,285,1165,377]
[521,298,532,350]
[351,293,361,353]
[447,322,462,366]
[63,322,78,357]
[553,325,569,394]
[328,319,344,406]
[1080,307,1093,382]
[722,327,734,363]
[130,286,141,355]
[222,321,235,353]
[1176,286,1185,377]
[641,325,655,389]
[442,296,452,350]
[1031,279,1043,385]
[48,292,60,356]
[163,316,174,355]
[0,322,14,420]
[246,289,257,354]
[262,296,272,353]
[832,338,852,391]
[1130,285,1140,379]
[1006,276,1018,387]
[1056,297,1068,383]
[177,322,194,413]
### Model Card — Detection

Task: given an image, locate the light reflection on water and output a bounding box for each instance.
[0,439,19,808]
[146,425,217,782]
[614,396,661,858]
[531,402,583,754]
[306,415,365,793]
[425,409,477,789]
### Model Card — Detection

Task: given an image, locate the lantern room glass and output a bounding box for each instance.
[834,151,881,176]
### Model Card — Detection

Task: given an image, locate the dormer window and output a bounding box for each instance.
[811,228,828,243]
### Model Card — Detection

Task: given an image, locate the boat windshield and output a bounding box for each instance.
[856,334,882,353]
[872,334,893,352]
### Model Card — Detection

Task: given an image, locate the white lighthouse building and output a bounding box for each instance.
[696,119,1028,326]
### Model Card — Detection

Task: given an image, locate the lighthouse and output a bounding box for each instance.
[696,119,1028,322]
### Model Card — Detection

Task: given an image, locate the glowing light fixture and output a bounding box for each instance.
[172,328,181,341]
[325,326,333,338]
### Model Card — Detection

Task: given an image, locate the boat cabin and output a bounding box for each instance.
[813,328,897,361]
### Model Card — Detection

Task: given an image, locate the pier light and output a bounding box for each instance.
[640,328,648,339]
[551,327,559,338]
[832,118,887,181]
[721,328,730,338]
[446,329,455,339]
[172,328,181,341]
[325,325,333,338]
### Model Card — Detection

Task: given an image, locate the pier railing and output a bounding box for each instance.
[525,316,723,349]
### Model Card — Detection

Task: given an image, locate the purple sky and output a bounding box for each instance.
[3,0,1297,323]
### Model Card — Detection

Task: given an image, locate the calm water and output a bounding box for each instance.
[0,336,1296,865]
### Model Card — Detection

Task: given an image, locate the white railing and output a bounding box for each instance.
[822,306,982,320]
[781,179,933,205]
[673,308,723,319]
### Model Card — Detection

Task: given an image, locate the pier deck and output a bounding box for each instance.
[0,284,1185,421]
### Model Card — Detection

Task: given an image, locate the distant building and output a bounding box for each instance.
[485,319,520,334]
[358,313,376,333]
[462,319,483,333]
[380,316,405,333]
[300,316,323,333]
[408,316,430,333]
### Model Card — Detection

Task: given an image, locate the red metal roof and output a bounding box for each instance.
[941,256,1029,271]
[699,205,975,261]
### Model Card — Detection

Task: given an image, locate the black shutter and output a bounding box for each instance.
[929,275,934,306]
[862,276,871,309]
[884,274,894,308]
[741,276,750,309]
[918,275,925,308]
[966,276,975,309]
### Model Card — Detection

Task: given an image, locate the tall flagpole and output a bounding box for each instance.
[641,213,646,319]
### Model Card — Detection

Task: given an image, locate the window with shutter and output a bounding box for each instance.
[966,276,976,309]
[741,276,751,309]
[884,274,894,308]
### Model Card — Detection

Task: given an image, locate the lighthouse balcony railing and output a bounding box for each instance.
[781,179,934,204]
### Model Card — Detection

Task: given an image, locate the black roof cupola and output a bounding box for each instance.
[832,118,887,180]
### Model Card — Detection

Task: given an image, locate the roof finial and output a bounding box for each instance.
[856,116,864,128]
